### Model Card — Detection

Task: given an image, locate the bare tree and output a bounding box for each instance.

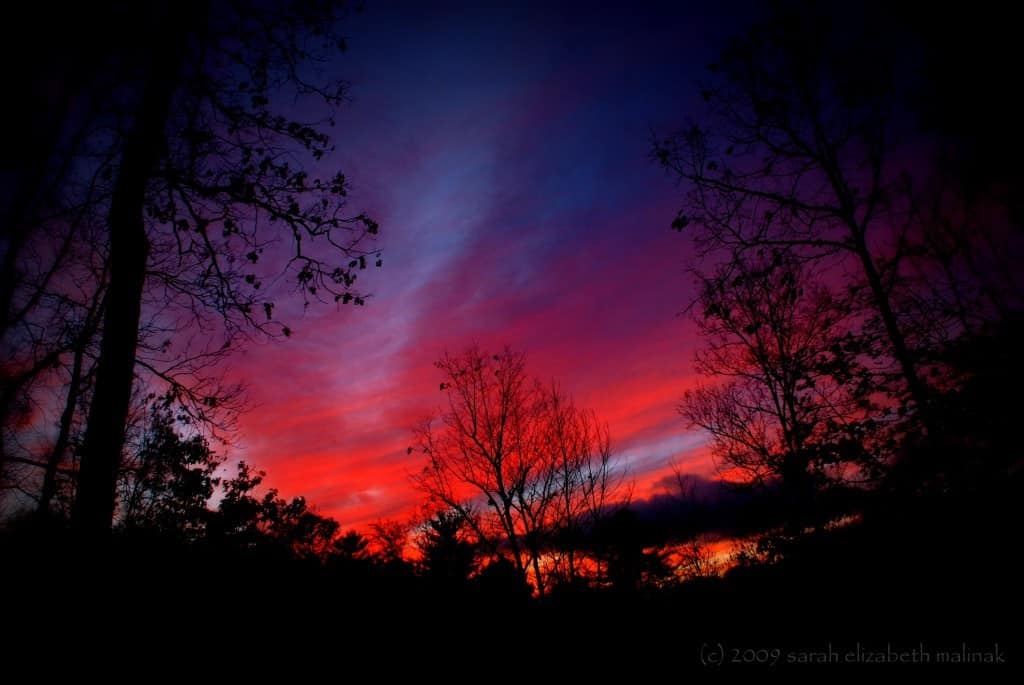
[541,385,625,584]
[36,277,108,516]
[411,347,626,594]
[0,216,108,510]
[680,253,871,511]
[654,5,933,425]
[0,75,111,490]
[676,537,718,580]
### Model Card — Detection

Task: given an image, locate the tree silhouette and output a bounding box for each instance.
[208,460,268,548]
[676,537,718,580]
[0,205,108,508]
[208,459,340,557]
[411,346,626,594]
[0,3,121,496]
[120,402,221,539]
[261,495,340,559]
[542,385,625,586]
[415,509,478,591]
[329,529,373,577]
[593,508,671,593]
[681,252,874,512]
[0,1,383,534]
[653,5,934,429]
[368,518,413,576]
[656,3,1024,498]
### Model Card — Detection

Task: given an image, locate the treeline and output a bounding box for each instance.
[3,394,660,604]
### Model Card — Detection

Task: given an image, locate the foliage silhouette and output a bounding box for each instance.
[0,0,382,533]
[415,508,478,592]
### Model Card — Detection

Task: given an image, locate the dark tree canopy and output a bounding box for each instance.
[655,3,1022,489]
[120,403,222,538]
[680,252,886,532]
[415,508,478,591]
[0,0,381,531]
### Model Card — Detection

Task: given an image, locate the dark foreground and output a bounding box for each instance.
[3,487,1020,675]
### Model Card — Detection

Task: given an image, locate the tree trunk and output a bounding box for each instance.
[38,343,87,517]
[852,238,932,425]
[813,123,933,430]
[530,548,546,596]
[38,285,105,517]
[816,133,933,429]
[73,14,187,535]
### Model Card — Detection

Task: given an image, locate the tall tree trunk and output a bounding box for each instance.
[39,316,98,515]
[39,345,87,517]
[74,14,187,535]
[814,125,934,430]
[852,238,932,425]
[38,283,105,517]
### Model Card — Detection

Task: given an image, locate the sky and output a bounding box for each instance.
[229,1,760,529]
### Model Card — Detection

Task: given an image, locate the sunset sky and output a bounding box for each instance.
[229,1,759,528]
